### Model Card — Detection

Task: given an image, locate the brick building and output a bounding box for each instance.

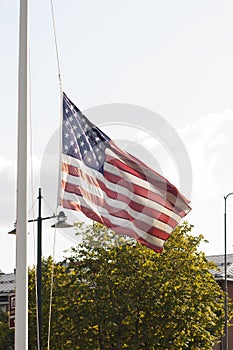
[0,269,15,312]
[207,254,233,350]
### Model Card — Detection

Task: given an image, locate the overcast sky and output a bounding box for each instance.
[1,0,233,273]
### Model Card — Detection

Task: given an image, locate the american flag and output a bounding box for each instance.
[60,92,191,252]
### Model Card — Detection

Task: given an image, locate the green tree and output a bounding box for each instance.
[28,257,70,349]
[0,308,14,349]
[28,222,231,349]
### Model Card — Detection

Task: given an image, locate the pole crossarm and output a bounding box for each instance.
[28,215,56,223]
[224,192,233,201]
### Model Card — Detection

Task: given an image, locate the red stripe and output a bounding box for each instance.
[61,198,164,252]
[108,143,185,198]
[107,143,191,210]
[62,163,179,227]
[62,162,186,218]
[106,155,188,214]
[62,180,171,240]
[104,170,187,218]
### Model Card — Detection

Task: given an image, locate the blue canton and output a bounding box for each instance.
[62,93,110,173]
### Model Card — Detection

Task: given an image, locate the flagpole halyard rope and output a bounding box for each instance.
[50,0,64,208]
[47,1,63,348]
[50,0,62,88]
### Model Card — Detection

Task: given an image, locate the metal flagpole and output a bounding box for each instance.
[15,0,28,349]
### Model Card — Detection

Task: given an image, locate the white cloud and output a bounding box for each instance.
[0,155,14,176]
[0,156,16,220]
[178,110,233,254]
[179,109,233,198]
[0,154,44,231]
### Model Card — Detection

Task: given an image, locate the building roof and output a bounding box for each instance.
[207,254,233,280]
[0,271,15,294]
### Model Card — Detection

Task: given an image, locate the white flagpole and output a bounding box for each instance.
[15,0,28,349]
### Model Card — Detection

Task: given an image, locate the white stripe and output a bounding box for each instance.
[106,147,189,211]
[62,191,166,248]
[61,165,181,226]
[105,157,166,198]
[62,153,163,198]
[61,171,175,233]
[104,160,185,215]
[61,154,182,222]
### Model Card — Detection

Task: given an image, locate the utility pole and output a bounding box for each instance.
[223,192,233,350]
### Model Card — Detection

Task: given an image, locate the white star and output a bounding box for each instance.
[95,137,100,142]
[80,141,85,147]
[65,108,69,114]
[64,145,68,150]
[83,149,88,154]
[76,133,81,138]
[98,155,103,160]
[87,156,92,163]
[65,132,69,138]
[70,140,74,146]
[72,125,77,130]
[74,148,78,154]
[68,116,73,122]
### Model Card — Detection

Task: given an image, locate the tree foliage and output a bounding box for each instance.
[0,308,14,349]
[28,222,231,349]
